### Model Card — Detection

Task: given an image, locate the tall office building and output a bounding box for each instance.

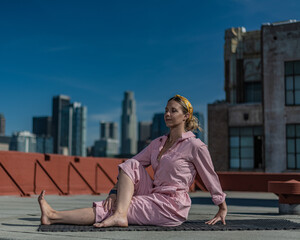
[33,116,52,136]
[60,102,87,156]
[100,122,118,140]
[121,91,137,156]
[52,95,70,153]
[32,116,53,154]
[94,122,119,157]
[138,122,151,152]
[0,113,5,136]
[10,131,36,153]
[151,113,168,139]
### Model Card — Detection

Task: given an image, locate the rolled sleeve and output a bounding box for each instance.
[128,140,155,167]
[192,143,226,205]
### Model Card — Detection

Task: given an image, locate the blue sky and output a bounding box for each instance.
[1,0,299,147]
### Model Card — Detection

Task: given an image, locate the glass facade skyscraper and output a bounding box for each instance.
[60,102,87,156]
[52,95,70,154]
[32,116,53,153]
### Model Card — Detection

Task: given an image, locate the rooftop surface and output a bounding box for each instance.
[1,191,300,240]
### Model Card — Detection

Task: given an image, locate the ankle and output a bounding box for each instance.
[48,210,58,220]
[114,209,127,217]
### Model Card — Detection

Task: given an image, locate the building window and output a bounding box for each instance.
[286,124,300,169]
[244,82,262,103]
[285,61,300,105]
[229,126,263,170]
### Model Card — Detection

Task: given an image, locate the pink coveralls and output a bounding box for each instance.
[93,131,226,226]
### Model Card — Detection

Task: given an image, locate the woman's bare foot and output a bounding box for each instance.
[38,190,56,225]
[93,213,128,228]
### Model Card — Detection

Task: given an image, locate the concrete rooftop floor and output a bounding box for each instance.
[0,191,300,240]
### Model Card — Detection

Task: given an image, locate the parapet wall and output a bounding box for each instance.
[1,151,300,196]
[0,151,129,196]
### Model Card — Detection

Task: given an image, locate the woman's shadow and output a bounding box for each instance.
[2,215,40,227]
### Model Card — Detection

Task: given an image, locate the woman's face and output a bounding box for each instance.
[164,100,189,129]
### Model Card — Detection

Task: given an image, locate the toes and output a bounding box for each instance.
[38,190,45,200]
[93,223,104,228]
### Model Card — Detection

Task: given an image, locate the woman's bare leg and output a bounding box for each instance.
[38,190,95,225]
[94,169,134,227]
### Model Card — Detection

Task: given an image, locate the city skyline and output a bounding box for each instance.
[1,0,300,147]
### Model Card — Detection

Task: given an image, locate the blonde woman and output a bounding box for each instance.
[38,95,227,227]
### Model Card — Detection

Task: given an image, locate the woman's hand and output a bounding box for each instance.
[205,201,227,225]
[102,194,117,212]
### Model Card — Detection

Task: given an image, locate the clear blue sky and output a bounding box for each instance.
[1,0,299,147]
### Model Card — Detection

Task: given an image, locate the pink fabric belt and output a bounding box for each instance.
[151,186,189,195]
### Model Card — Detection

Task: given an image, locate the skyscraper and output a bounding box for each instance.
[60,102,87,156]
[121,91,137,156]
[100,122,118,140]
[32,116,53,153]
[151,113,168,139]
[33,116,52,136]
[138,122,151,152]
[94,122,119,157]
[52,95,70,153]
[0,113,5,136]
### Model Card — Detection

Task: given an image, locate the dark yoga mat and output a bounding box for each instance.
[38,219,300,232]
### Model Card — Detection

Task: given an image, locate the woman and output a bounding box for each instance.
[38,94,227,227]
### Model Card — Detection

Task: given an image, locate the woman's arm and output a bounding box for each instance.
[192,142,227,225]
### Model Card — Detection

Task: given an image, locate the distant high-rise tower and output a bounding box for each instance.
[151,113,168,139]
[138,122,151,152]
[52,95,70,153]
[121,91,137,155]
[0,113,5,136]
[100,122,118,140]
[60,102,87,156]
[94,121,119,157]
[33,116,52,136]
[32,116,53,154]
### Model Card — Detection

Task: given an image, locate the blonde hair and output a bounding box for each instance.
[168,95,202,132]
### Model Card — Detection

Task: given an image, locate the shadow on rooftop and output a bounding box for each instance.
[18,217,40,222]
[229,212,279,216]
[191,197,278,208]
[2,223,38,227]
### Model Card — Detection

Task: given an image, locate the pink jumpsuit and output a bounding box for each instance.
[93,131,226,226]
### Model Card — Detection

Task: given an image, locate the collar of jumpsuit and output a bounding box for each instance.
[159,131,195,143]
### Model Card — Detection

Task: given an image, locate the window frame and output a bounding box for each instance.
[286,124,300,170]
[229,126,263,170]
[244,81,262,103]
[285,61,300,106]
